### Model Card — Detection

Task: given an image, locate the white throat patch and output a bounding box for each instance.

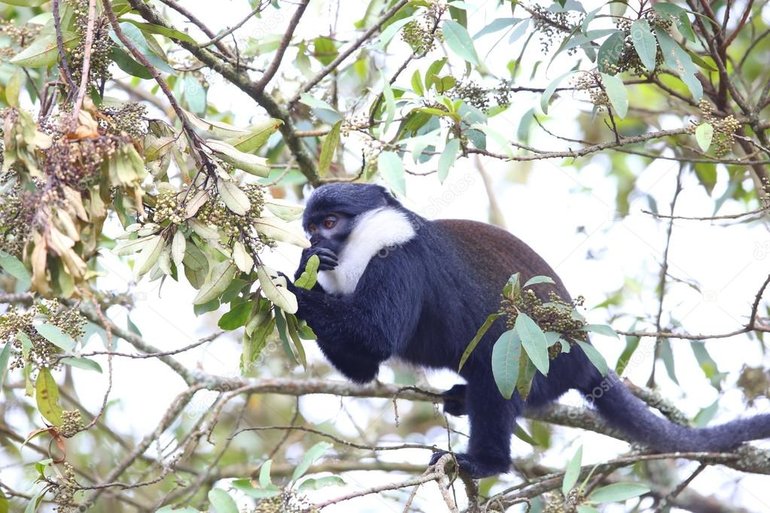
[317,207,416,295]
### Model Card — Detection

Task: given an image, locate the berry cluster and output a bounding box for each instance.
[501,289,587,358]
[698,99,740,157]
[400,1,445,56]
[0,299,86,370]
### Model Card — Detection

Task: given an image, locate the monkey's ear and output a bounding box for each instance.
[378,185,403,207]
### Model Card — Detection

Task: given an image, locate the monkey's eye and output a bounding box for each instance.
[322,215,337,229]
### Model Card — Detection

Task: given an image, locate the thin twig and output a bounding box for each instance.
[71,0,97,127]
[288,0,410,106]
[52,0,77,94]
[253,0,310,93]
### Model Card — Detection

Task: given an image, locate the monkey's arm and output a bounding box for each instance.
[290,253,422,383]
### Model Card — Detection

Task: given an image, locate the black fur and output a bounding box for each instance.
[290,183,770,478]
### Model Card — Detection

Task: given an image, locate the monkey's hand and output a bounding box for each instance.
[429,451,510,479]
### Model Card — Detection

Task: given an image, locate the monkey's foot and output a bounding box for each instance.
[429,451,510,479]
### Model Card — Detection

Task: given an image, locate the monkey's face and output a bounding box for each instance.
[304,211,353,255]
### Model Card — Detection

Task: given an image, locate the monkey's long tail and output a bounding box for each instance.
[587,373,770,452]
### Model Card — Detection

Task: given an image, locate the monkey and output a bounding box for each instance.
[287,183,770,478]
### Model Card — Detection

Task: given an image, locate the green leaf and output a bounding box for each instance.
[437,138,460,183]
[474,18,519,39]
[257,265,298,314]
[695,122,713,152]
[295,254,320,290]
[208,489,238,513]
[253,217,310,248]
[630,19,657,72]
[0,342,11,390]
[576,341,609,376]
[209,140,270,177]
[217,179,251,216]
[597,31,625,74]
[515,313,549,376]
[375,16,415,49]
[122,20,197,44]
[378,151,405,195]
[34,323,77,352]
[442,20,480,65]
[562,445,583,495]
[659,338,679,385]
[459,313,502,370]
[576,506,600,513]
[229,118,282,153]
[318,120,342,177]
[588,482,649,503]
[35,368,63,426]
[218,302,252,330]
[540,70,572,114]
[0,250,31,292]
[298,475,346,491]
[109,45,153,78]
[11,32,77,67]
[183,74,207,115]
[0,489,8,513]
[292,441,332,481]
[655,29,702,100]
[615,336,639,375]
[523,275,555,288]
[491,329,521,399]
[193,261,236,305]
[60,357,103,373]
[585,324,618,338]
[111,23,173,73]
[600,72,628,118]
[5,67,23,107]
[259,459,273,488]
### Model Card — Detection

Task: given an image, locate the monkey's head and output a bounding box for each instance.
[302,183,401,253]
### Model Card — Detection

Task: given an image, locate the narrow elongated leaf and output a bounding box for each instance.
[34,323,76,352]
[589,483,649,503]
[208,489,238,513]
[515,313,549,375]
[136,235,165,276]
[597,31,625,74]
[562,446,583,495]
[630,19,657,72]
[600,73,628,118]
[540,70,572,114]
[35,368,63,426]
[443,20,480,65]
[585,323,618,338]
[523,275,555,288]
[292,441,332,481]
[60,357,103,373]
[209,141,270,177]
[437,138,461,182]
[576,341,609,376]
[264,199,304,221]
[459,313,502,370]
[217,178,251,216]
[0,342,11,389]
[474,18,519,39]
[171,231,186,268]
[318,120,342,177]
[229,118,282,153]
[183,74,207,114]
[491,329,521,399]
[655,29,702,100]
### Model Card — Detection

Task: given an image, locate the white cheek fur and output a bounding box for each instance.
[317,207,416,295]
